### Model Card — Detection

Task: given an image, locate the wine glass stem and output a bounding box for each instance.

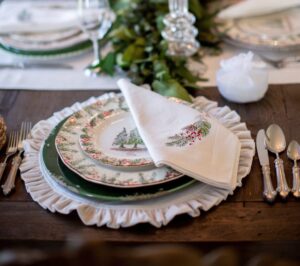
[92,38,101,63]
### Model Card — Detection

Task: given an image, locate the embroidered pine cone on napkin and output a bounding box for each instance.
[0,116,6,150]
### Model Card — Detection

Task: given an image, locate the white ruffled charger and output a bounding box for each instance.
[20,93,255,228]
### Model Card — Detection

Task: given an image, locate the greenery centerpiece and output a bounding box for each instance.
[99,0,220,101]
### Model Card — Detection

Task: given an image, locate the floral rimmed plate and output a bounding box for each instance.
[42,119,196,202]
[220,7,300,52]
[9,28,81,44]
[55,95,183,188]
[0,40,91,59]
[1,30,87,51]
[79,109,153,168]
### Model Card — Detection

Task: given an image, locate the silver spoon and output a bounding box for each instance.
[266,124,290,199]
[287,140,300,198]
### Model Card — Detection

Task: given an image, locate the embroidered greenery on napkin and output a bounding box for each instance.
[166,119,211,147]
[100,0,221,101]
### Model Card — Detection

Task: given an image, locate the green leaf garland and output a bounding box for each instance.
[99,0,220,101]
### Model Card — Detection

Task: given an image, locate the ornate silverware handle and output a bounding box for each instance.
[2,155,22,196]
[0,162,6,181]
[275,158,290,199]
[292,166,300,198]
[262,165,277,202]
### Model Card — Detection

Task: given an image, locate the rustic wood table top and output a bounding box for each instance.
[0,85,299,251]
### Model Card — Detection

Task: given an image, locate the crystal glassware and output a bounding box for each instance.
[78,0,115,76]
[162,0,199,57]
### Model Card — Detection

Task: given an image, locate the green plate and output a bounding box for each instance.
[0,40,92,57]
[42,119,196,202]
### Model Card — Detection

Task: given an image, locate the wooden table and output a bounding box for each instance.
[0,86,300,257]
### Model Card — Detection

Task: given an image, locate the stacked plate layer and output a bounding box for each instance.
[39,93,254,203]
[21,93,254,227]
[42,94,198,202]
[0,1,91,59]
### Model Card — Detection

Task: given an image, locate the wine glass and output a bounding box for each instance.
[78,0,115,76]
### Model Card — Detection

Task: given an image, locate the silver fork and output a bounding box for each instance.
[0,132,18,181]
[2,122,32,196]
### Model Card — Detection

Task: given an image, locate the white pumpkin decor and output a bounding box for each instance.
[216,51,269,103]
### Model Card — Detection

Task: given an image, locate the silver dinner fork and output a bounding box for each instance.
[0,132,18,181]
[2,122,32,196]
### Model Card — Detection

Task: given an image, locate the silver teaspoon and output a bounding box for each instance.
[287,140,300,198]
[266,124,290,199]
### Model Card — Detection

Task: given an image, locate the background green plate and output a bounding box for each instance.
[42,119,196,202]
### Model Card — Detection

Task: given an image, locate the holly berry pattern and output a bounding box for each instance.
[166,120,211,147]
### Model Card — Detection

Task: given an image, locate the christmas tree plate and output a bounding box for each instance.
[55,95,183,188]
[79,109,153,168]
[42,119,196,201]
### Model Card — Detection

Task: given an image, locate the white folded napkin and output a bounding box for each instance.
[218,0,300,19]
[118,79,241,190]
[0,2,79,34]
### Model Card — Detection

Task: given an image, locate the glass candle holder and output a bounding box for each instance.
[162,0,200,57]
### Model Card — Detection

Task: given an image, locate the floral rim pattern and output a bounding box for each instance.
[55,95,183,188]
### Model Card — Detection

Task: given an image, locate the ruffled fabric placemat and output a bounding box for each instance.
[20,93,255,228]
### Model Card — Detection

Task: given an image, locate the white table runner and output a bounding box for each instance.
[0,49,121,90]
[0,0,299,90]
[1,44,299,90]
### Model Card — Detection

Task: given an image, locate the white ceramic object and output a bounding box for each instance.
[216,52,269,103]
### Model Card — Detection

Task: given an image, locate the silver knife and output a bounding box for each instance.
[256,129,277,202]
[0,63,73,70]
